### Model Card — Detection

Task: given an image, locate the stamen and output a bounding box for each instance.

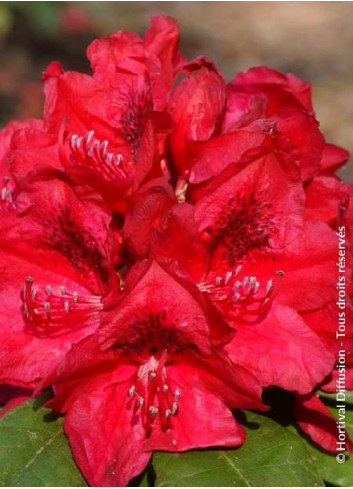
[0,175,16,210]
[23,303,29,318]
[65,129,131,183]
[86,130,95,144]
[136,397,144,409]
[127,355,181,436]
[175,177,188,203]
[266,279,273,295]
[215,276,222,287]
[233,291,240,303]
[71,134,78,148]
[224,271,232,285]
[149,406,158,416]
[198,267,283,324]
[21,277,103,337]
[235,264,242,276]
[101,140,108,157]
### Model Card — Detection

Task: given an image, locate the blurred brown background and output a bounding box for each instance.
[0,1,352,180]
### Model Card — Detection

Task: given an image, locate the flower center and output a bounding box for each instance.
[210,191,275,265]
[127,351,180,435]
[43,205,109,283]
[21,276,103,337]
[119,84,153,154]
[109,311,196,356]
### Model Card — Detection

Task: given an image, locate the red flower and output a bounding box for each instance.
[42,65,168,212]
[47,261,265,486]
[193,152,304,270]
[167,60,228,177]
[166,63,348,185]
[40,17,183,212]
[143,151,339,394]
[226,66,325,181]
[0,170,119,388]
[88,15,185,109]
[0,13,352,485]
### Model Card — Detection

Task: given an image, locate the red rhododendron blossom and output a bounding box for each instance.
[0,14,352,487]
[151,210,337,393]
[142,154,339,394]
[0,171,119,388]
[39,17,183,212]
[47,261,265,486]
[166,62,332,184]
[224,67,326,181]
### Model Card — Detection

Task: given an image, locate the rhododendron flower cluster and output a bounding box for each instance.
[0,16,352,487]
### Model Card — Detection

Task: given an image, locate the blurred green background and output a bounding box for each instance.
[0,1,352,180]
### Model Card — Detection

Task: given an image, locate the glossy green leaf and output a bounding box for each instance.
[0,397,86,487]
[153,411,323,487]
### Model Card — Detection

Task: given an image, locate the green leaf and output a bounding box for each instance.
[318,390,353,406]
[0,397,86,487]
[302,406,353,487]
[307,445,353,487]
[138,471,150,487]
[153,411,323,487]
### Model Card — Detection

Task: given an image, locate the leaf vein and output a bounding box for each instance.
[219,451,251,487]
